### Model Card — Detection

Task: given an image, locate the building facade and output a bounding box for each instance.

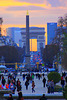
[6,27,21,45]
[47,23,57,45]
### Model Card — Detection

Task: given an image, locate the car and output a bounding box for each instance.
[48,68,55,72]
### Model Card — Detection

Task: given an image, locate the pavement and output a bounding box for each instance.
[3,74,62,94]
[3,74,66,100]
[15,74,62,95]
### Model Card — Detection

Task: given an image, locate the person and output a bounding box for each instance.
[32,81,35,93]
[17,91,24,100]
[25,80,29,90]
[17,81,21,92]
[12,79,16,94]
[61,78,65,89]
[38,74,41,80]
[9,81,14,93]
[17,78,20,87]
[61,75,63,80]
[2,76,6,86]
[23,74,25,81]
[32,74,34,80]
[42,73,44,78]
[51,80,54,93]
[40,94,47,100]
[7,93,13,100]
[42,77,46,88]
[46,80,51,93]
[65,75,67,84]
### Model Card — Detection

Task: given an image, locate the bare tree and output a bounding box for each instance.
[64,13,67,27]
[58,17,64,27]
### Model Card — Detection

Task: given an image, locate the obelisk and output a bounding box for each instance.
[25,10,30,69]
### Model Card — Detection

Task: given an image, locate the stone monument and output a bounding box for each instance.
[25,11,30,69]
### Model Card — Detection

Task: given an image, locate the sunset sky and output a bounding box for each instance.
[0,0,67,50]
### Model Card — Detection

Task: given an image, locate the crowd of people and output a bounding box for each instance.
[0,72,45,93]
[0,71,67,100]
[0,72,48,100]
[0,72,67,94]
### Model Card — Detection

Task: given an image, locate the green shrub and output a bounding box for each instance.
[54,85,62,92]
[47,72,61,84]
[63,85,67,99]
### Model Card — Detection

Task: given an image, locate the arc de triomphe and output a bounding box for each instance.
[21,27,45,51]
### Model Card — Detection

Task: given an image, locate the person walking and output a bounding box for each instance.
[17,91,24,100]
[23,74,25,81]
[42,77,46,88]
[25,80,29,90]
[10,81,15,93]
[46,80,51,93]
[32,81,35,93]
[17,81,21,92]
[32,74,34,80]
[2,76,6,86]
[61,78,65,89]
[7,93,13,100]
[17,78,20,87]
[51,80,54,93]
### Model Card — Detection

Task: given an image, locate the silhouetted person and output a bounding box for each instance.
[40,94,47,100]
[17,81,21,92]
[2,76,6,86]
[32,81,35,93]
[61,79,65,89]
[7,93,13,100]
[65,75,67,84]
[42,77,46,87]
[25,80,29,90]
[17,91,24,100]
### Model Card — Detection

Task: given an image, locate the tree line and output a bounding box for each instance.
[0,46,25,67]
[41,14,67,70]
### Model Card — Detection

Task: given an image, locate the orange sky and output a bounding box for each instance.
[0,0,67,51]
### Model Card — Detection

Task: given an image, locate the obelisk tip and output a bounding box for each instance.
[26,10,29,15]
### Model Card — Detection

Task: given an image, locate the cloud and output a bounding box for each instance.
[15,0,50,5]
[15,0,67,8]
[15,0,44,4]
[47,0,61,7]
[47,0,67,7]
[0,0,67,9]
[6,6,45,11]
[0,0,32,7]
[0,0,51,9]
[59,0,67,6]
[0,0,67,28]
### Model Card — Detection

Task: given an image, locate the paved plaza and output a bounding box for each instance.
[4,74,62,95]
[3,74,66,100]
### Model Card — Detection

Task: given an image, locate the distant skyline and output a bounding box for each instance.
[0,0,67,47]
